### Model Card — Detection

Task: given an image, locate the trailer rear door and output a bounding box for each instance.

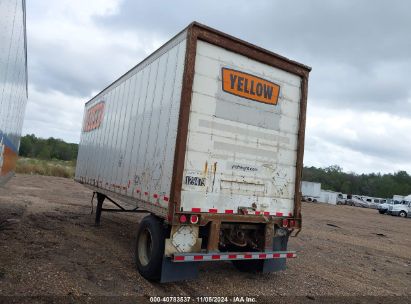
[180,40,302,216]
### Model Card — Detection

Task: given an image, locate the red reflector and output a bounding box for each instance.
[194,255,203,261]
[289,220,295,227]
[263,211,270,216]
[179,215,187,223]
[276,212,283,216]
[255,211,261,215]
[259,254,267,259]
[153,194,158,198]
[282,219,288,227]
[286,253,294,258]
[163,196,169,202]
[244,254,252,259]
[174,256,184,261]
[225,209,234,214]
[191,208,201,213]
[212,255,220,260]
[190,215,199,224]
[209,208,218,213]
[228,254,237,259]
[273,253,281,258]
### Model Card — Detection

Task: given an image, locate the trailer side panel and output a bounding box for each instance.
[75,33,187,211]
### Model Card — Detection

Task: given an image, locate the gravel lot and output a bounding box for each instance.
[0,175,410,299]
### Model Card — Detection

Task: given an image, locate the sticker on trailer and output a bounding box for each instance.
[83,101,105,132]
[221,68,280,105]
[228,162,259,172]
[185,176,205,186]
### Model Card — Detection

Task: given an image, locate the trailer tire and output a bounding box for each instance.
[135,215,166,281]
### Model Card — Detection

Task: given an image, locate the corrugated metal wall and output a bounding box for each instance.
[180,41,301,215]
[75,32,187,208]
[0,0,28,184]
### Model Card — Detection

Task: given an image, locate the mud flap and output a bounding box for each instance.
[160,257,199,283]
[261,234,289,273]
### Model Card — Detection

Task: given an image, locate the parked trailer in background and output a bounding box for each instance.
[301,181,321,202]
[0,0,28,186]
[75,22,311,282]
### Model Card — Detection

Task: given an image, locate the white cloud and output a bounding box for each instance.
[22,85,85,143]
[24,0,163,141]
[22,0,411,174]
[305,104,411,173]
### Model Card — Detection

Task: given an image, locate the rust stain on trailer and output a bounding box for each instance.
[203,161,208,175]
[222,68,280,105]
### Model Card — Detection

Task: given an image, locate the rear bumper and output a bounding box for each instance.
[172,250,296,262]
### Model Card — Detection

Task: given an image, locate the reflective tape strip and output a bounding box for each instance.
[172,251,297,262]
[187,208,291,216]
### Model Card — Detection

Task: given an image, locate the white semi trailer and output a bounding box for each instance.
[0,0,28,186]
[75,22,311,282]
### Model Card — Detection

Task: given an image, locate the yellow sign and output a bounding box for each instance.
[222,68,280,105]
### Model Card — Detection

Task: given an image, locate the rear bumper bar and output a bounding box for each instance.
[172,250,296,262]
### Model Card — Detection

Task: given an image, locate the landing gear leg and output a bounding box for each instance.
[95,193,105,226]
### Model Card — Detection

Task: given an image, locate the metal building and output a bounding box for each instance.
[0,0,28,185]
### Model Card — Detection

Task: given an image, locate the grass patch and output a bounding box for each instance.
[16,158,76,178]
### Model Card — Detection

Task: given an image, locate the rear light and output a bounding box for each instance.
[179,214,187,223]
[190,215,199,224]
[282,219,289,227]
[289,219,296,227]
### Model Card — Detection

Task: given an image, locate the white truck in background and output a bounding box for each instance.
[75,22,311,282]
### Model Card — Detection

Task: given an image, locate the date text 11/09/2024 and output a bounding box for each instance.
[149,296,257,303]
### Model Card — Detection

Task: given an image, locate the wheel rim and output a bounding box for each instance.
[400,212,406,218]
[138,228,153,266]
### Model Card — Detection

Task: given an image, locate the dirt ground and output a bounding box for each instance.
[0,175,410,299]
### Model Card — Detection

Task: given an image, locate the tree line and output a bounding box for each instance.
[18,135,410,198]
[19,134,78,161]
[303,165,411,198]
